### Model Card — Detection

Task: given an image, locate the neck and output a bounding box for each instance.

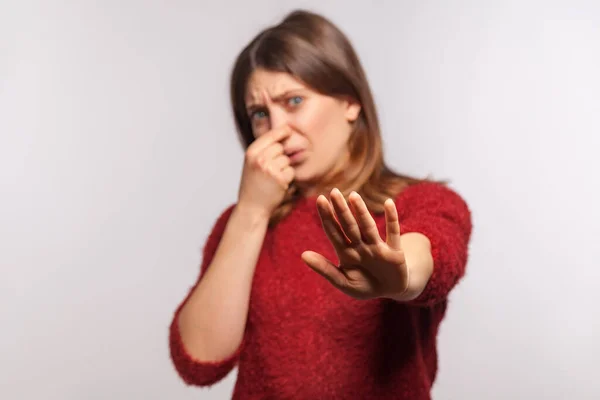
[296,152,352,199]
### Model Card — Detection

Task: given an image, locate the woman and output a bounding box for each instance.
[169,9,472,400]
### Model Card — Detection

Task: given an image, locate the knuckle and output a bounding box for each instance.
[245,148,256,160]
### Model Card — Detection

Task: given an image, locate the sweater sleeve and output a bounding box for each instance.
[168,204,242,386]
[395,182,472,307]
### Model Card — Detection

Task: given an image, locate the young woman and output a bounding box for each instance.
[169,9,472,400]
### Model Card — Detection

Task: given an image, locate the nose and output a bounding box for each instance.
[268,106,289,131]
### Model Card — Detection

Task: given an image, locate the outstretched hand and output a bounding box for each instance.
[301,189,409,300]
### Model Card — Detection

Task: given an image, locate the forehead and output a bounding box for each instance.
[245,69,307,105]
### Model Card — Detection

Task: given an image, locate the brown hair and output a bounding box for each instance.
[230,9,434,225]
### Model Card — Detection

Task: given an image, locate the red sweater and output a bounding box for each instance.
[169,182,472,399]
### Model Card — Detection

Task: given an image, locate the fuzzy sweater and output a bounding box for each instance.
[169,182,472,399]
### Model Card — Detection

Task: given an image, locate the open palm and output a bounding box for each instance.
[301,189,409,300]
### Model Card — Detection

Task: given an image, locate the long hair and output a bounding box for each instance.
[230,10,434,225]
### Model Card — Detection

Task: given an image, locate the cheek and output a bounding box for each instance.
[292,105,345,148]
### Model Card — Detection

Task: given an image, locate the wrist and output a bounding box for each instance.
[388,261,433,303]
[383,263,411,302]
[233,202,272,228]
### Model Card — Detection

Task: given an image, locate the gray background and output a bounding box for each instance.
[2,0,599,399]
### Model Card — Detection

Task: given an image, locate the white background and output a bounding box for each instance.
[2,1,599,399]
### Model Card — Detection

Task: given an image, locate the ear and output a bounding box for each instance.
[343,99,361,122]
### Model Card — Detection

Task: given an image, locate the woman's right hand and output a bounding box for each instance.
[237,125,295,218]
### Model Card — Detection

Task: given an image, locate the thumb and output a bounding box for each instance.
[301,251,347,289]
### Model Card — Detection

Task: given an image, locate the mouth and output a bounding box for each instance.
[286,149,305,164]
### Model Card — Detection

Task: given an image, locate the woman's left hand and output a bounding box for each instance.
[301,188,409,300]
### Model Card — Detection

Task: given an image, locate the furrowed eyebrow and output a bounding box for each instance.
[246,89,306,111]
[246,104,262,113]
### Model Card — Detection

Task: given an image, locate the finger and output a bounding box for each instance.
[275,166,295,189]
[384,198,401,249]
[316,194,349,249]
[330,188,362,244]
[270,154,290,171]
[301,251,347,289]
[247,125,292,157]
[258,142,285,166]
[348,191,382,244]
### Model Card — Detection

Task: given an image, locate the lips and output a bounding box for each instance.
[285,149,305,164]
[285,149,301,157]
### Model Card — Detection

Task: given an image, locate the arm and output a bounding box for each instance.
[390,182,472,306]
[169,203,270,386]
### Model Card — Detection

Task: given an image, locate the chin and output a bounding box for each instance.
[293,167,329,193]
[293,173,313,185]
[292,166,315,186]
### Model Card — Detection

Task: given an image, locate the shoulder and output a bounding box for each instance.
[394,181,472,237]
[395,181,470,211]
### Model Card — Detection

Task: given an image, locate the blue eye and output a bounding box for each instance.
[251,110,268,120]
[288,96,303,106]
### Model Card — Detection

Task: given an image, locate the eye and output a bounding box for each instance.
[250,109,268,121]
[287,96,303,106]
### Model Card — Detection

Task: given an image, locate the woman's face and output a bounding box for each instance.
[245,69,361,195]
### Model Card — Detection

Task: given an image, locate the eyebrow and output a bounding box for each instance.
[246,89,305,111]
